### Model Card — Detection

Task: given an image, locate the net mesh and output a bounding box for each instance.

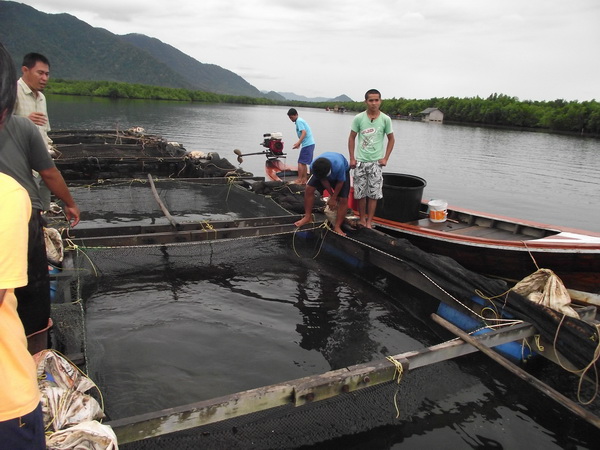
[50,130,251,180]
[118,364,458,450]
[50,230,455,448]
[62,179,293,228]
[47,179,600,448]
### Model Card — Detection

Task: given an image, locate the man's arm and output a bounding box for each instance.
[379,132,395,166]
[27,112,48,127]
[293,130,307,149]
[38,167,80,227]
[348,130,358,168]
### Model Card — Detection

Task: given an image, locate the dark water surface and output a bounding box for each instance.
[82,234,600,449]
[49,97,600,448]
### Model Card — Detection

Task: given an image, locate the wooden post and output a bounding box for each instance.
[147,173,179,228]
[431,313,600,430]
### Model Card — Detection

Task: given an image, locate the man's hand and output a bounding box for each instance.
[63,204,81,227]
[28,112,48,126]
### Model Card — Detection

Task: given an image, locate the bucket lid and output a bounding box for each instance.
[428,199,447,207]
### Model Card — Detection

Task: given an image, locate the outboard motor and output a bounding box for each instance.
[261,132,284,158]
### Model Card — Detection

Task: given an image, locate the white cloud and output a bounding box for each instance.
[13,0,600,101]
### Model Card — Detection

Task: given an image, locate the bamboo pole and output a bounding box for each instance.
[147,173,178,228]
[431,313,600,430]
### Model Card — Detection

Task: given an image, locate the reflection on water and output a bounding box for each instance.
[82,235,600,448]
[85,237,425,419]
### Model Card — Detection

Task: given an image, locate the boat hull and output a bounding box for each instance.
[372,205,600,293]
[265,158,298,183]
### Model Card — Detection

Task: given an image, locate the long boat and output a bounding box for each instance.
[257,161,600,293]
[371,201,600,294]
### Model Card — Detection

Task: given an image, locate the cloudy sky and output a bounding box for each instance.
[15,0,600,102]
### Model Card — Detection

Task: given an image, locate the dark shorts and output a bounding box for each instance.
[0,403,45,450]
[15,209,51,336]
[307,170,351,198]
[298,144,315,165]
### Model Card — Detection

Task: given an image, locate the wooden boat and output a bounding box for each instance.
[372,201,600,294]
[262,168,599,293]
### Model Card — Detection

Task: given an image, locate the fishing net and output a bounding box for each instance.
[62,178,292,229]
[117,361,468,450]
[45,183,600,448]
[345,228,600,392]
[52,229,492,449]
[50,130,251,180]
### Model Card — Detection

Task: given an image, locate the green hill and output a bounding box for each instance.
[0,1,262,96]
[119,34,262,97]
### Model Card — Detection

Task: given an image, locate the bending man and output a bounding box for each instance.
[294,152,350,236]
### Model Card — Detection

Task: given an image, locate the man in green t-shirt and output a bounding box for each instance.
[348,89,395,228]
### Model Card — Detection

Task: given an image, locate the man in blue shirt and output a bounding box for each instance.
[287,108,315,184]
[294,152,350,235]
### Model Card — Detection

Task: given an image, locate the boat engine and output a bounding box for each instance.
[262,132,284,157]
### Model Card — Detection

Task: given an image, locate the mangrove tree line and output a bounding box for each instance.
[47,80,599,137]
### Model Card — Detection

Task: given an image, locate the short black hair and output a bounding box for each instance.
[0,43,17,121]
[364,89,381,100]
[287,108,298,116]
[311,157,331,179]
[22,52,50,69]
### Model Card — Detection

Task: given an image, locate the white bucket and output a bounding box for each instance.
[428,199,448,223]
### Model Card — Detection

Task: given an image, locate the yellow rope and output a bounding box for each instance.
[63,240,99,277]
[386,356,405,419]
[521,337,533,362]
[225,175,239,201]
[550,315,600,405]
[291,215,329,259]
[534,334,545,352]
[340,233,523,332]
[521,240,540,271]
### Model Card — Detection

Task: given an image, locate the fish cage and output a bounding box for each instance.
[49,129,253,180]
[49,228,600,449]
[46,182,600,448]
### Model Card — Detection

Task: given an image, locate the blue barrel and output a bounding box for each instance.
[375,173,427,222]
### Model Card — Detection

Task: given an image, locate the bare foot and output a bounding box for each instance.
[333,227,347,236]
[294,217,311,227]
[365,220,373,229]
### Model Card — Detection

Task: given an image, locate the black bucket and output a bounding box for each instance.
[374,173,427,222]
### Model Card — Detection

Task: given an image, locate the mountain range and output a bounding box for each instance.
[0,1,351,102]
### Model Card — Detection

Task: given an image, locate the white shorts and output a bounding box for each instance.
[353,161,383,200]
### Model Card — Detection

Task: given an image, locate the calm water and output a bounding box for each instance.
[49,96,600,448]
[48,95,600,232]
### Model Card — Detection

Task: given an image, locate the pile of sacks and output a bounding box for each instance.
[34,350,118,449]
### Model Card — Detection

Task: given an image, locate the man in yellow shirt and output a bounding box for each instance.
[0,42,45,449]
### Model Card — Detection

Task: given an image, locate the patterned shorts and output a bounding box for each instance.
[353,161,383,200]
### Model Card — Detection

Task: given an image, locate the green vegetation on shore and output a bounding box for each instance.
[47,80,600,137]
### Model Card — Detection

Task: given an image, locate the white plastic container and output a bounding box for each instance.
[428,199,448,223]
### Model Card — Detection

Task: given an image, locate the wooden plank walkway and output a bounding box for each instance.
[107,322,536,444]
